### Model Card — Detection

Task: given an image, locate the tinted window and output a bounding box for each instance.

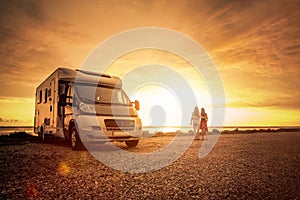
[39,90,42,103]
[44,88,48,103]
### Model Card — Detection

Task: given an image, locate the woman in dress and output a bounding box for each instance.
[200,107,208,140]
[190,106,200,140]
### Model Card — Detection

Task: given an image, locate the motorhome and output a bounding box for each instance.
[34,67,142,150]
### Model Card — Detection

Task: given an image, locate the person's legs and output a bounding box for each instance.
[193,124,197,135]
[194,124,200,140]
[204,126,208,140]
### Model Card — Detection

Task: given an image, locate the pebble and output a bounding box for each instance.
[0,132,299,199]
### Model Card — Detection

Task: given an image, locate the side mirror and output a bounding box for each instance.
[134,100,140,111]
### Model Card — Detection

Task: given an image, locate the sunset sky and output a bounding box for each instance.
[0,0,299,126]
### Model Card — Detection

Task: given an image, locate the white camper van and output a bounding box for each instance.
[34,68,142,150]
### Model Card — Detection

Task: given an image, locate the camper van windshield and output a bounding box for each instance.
[75,84,131,106]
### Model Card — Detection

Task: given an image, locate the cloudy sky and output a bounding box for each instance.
[0,0,299,126]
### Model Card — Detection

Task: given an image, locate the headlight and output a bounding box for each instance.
[79,102,96,113]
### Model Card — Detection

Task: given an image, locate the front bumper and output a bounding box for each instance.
[75,115,142,143]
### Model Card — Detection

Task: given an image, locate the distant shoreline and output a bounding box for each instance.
[1,125,299,129]
[0,126,299,139]
[143,125,300,129]
[1,125,300,134]
[1,128,300,146]
[0,126,33,128]
[220,127,300,134]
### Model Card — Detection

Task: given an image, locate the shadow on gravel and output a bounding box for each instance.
[0,131,71,148]
[42,138,70,148]
[0,132,39,145]
[0,131,139,153]
[85,142,132,152]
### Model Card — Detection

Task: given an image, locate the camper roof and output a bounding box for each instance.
[37,67,122,89]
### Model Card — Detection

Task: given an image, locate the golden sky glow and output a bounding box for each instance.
[0,0,299,126]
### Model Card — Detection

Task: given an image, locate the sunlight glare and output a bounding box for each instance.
[130,84,182,127]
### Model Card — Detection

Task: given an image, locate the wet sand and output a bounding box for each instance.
[1,132,299,199]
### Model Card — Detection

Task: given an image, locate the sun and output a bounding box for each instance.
[129,84,182,127]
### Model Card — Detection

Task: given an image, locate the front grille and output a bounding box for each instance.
[104,119,134,131]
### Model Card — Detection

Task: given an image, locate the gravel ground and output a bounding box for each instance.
[0,132,299,199]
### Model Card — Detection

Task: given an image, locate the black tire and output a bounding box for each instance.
[38,132,43,142]
[125,140,139,148]
[70,126,84,150]
[43,134,51,143]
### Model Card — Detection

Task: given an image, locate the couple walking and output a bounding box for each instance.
[190,106,208,140]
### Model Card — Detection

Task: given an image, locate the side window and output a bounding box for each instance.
[117,91,123,104]
[116,90,128,104]
[44,88,48,103]
[122,92,128,104]
[39,90,42,103]
[48,89,51,97]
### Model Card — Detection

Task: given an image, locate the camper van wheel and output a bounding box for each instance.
[44,135,53,143]
[125,140,139,148]
[38,132,43,142]
[70,127,83,150]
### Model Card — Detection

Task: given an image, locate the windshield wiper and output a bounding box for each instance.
[94,101,129,106]
[94,101,111,105]
[80,98,95,104]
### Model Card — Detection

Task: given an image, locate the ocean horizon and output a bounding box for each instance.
[0,125,299,136]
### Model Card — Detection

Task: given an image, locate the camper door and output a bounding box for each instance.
[49,78,56,127]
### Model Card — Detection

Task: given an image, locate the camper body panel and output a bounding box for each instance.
[34,70,62,137]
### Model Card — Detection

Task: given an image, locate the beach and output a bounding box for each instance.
[1,131,299,199]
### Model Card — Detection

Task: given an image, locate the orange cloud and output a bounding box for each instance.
[0,0,299,126]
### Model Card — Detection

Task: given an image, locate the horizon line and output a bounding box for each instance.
[1,125,300,128]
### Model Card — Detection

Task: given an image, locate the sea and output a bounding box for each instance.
[0,126,35,136]
[0,125,299,136]
[142,126,300,134]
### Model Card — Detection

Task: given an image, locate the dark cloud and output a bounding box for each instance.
[0,1,91,98]
[0,0,45,23]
